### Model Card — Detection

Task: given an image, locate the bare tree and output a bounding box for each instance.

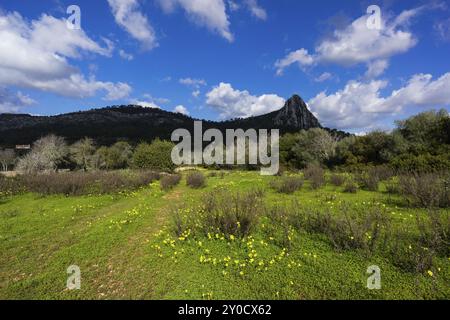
[16,135,68,173]
[0,149,15,171]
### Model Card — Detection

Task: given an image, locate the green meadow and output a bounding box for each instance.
[0,170,448,300]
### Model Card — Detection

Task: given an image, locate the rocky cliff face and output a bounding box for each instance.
[274,95,321,130]
[0,95,336,147]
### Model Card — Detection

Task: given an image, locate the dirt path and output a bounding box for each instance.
[94,187,185,299]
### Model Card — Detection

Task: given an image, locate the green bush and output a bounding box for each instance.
[390,153,450,173]
[132,139,176,172]
[343,180,358,193]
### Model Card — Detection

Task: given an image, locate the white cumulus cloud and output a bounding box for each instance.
[0,11,131,101]
[308,72,450,130]
[174,105,190,115]
[206,82,285,119]
[275,7,421,77]
[275,49,314,76]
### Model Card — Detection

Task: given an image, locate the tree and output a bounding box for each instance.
[132,139,176,172]
[395,109,449,153]
[290,128,337,168]
[0,149,15,171]
[16,135,68,173]
[106,141,133,169]
[92,146,109,170]
[70,137,96,171]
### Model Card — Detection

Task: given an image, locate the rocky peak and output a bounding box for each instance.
[274,94,321,130]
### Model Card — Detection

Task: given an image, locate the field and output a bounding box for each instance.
[0,170,448,300]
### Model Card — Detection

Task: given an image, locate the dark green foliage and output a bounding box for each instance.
[390,153,450,173]
[132,139,176,172]
[280,128,336,168]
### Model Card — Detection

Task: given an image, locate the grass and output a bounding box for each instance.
[0,170,449,300]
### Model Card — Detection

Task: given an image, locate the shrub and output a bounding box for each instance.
[399,172,450,207]
[18,171,159,196]
[270,176,303,194]
[304,164,325,189]
[343,180,358,193]
[172,189,264,238]
[287,204,391,253]
[355,171,380,191]
[389,237,435,274]
[385,178,399,194]
[0,175,24,198]
[417,211,450,257]
[132,139,176,172]
[330,174,345,187]
[186,171,206,189]
[160,174,181,191]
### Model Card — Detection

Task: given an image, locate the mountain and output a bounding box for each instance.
[0,95,348,147]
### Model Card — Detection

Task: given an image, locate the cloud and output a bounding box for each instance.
[107,0,157,49]
[227,1,240,12]
[130,99,161,109]
[179,77,207,88]
[142,93,170,104]
[245,0,267,20]
[157,0,233,42]
[365,59,389,79]
[174,105,190,115]
[0,88,35,113]
[0,11,131,101]
[192,90,201,98]
[275,7,421,77]
[308,80,388,130]
[314,72,333,82]
[275,49,314,76]
[434,18,450,42]
[308,72,450,130]
[119,49,134,60]
[206,82,285,119]
[102,82,132,101]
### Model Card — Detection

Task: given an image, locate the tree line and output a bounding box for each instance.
[0,109,448,174]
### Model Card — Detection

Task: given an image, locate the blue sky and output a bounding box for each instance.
[0,0,449,133]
